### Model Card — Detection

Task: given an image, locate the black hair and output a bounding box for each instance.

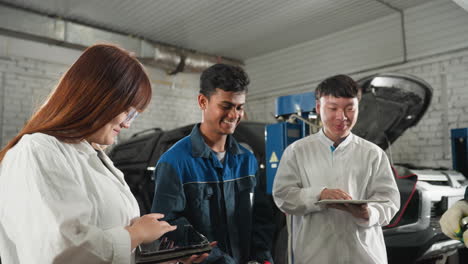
[315,74,362,100]
[200,64,249,97]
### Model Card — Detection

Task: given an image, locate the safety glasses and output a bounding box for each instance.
[122,107,139,126]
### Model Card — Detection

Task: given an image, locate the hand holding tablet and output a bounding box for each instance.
[136,225,213,263]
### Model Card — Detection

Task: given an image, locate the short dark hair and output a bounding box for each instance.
[315,74,361,100]
[200,64,249,97]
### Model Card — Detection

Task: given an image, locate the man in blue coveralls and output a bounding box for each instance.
[151,64,274,264]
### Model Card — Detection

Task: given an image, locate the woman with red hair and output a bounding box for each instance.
[0,44,205,264]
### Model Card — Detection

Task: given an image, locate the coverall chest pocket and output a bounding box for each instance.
[189,185,213,208]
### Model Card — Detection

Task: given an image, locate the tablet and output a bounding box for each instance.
[315,199,390,205]
[136,224,212,263]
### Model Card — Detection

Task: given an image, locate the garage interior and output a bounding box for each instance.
[1,0,468,263]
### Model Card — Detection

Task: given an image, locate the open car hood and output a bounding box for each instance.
[352,73,433,150]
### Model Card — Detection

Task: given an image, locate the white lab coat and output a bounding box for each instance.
[273,130,400,264]
[0,133,140,264]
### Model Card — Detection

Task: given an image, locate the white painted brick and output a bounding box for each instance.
[1,0,468,169]
[16,59,38,70]
[449,57,462,66]
[0,46,201,147]
[0,63,8,71]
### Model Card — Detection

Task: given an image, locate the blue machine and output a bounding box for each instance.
[451,128,468,177]
[265,92,316,194]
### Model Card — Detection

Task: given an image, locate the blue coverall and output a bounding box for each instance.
[151,124,274,264]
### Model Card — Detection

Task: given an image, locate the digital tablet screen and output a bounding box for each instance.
[138,224,210,255]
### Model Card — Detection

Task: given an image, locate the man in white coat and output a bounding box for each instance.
[272,74,400,264]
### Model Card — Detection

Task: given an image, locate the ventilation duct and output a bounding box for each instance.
[139,44,241,75]
[0,4,243,73]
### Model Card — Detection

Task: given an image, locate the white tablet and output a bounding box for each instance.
[315,199,389,205]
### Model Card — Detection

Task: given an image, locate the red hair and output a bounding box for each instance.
[0,44,152,161]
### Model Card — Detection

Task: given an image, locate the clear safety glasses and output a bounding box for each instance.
[122,107,139,126]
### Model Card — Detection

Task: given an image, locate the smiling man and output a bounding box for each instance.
[151,64,274,264]
[272,74,400,264]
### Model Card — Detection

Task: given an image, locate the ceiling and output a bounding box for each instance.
[0,0,432,61]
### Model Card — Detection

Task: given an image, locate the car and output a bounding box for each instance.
[109,73,468,264]
[384,164,467,263]
[354,73,467,263]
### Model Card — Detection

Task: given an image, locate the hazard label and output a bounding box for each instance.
[269,152,279,163]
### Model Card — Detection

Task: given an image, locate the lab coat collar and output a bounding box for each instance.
[73,140,99,155]
[73,139,127,185]
[318,129,354,151]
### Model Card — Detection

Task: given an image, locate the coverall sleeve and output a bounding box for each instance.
[272,145,324,216]
[151,162,191,226]
[0,139,131,264]
[355,151,400,227]
[250,170,275,263]
[151,162,236,264]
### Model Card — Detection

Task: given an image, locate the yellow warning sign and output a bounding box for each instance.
[269,152,279,163]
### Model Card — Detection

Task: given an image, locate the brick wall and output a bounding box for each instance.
[388,53,468,168]
[246,50,468,169]
[0,36,201,148]
[117,67,201,142]
[0,56,65,147]
[1,42,465,169]
[244,0,468,170]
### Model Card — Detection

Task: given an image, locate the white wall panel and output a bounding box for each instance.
[246,13,404,100]
[405,0,468,59]
[1,0,428,60]
[0,35,201,147]
[246,0,468,100]
[244,0,468,168]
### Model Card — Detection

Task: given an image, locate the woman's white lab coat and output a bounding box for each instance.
[0,133,139,264]
[273,130,400,264]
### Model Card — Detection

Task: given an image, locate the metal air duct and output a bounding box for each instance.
[0,4,243,73]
